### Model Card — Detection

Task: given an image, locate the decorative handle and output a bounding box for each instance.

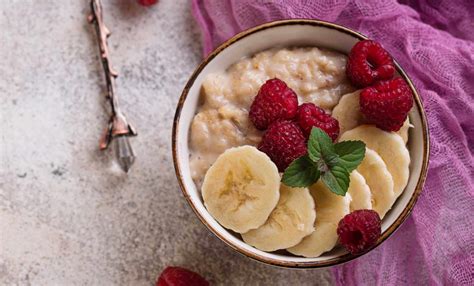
[89,0,137,172]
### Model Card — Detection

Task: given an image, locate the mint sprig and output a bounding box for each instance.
[282,127,366,196]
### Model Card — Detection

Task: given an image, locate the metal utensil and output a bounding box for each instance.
[89,0,137,172]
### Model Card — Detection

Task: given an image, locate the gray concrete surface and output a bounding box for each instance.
[0,1,332,285]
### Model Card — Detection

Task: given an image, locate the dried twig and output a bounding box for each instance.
[89,0,137,172]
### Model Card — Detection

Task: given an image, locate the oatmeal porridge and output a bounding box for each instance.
[189,47,354,186]
[183,38,414,257]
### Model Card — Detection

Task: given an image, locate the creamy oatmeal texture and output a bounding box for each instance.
[189,47,353,186]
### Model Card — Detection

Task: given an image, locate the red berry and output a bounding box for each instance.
[296,103,340,141]
[337,210,381,255]
[138,0,158,6]
[360,78,413,131]
[157,266,209,286]
[346,40,395,87]
[258,120,307,172]
[249,78,299,130]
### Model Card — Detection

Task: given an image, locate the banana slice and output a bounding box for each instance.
[339,125,410,197]
[356,148,395,218]
[202,146,280,233]
[332,91,410,144]
[397,118,410,144]
[332,90,363,136]
[242,185,316,251]
[348,171,372,211]
[287,181,350,257]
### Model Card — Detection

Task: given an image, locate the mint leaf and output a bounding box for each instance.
[308,127,335,162]
[321,165,350,196]
[282,127,366,196]
[282,155,320,187]
[334,141,366,173]
[324,152,339,168]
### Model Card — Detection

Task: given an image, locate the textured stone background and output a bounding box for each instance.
[0,1,332,285]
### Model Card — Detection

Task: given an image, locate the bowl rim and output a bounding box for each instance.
[172,19,430,268]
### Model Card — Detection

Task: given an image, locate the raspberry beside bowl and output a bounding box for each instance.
[172,19,429,268]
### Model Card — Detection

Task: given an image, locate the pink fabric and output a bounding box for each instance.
[191,0,474,285]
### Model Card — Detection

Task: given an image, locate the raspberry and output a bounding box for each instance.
[138,0,158,6]
[337,210,381,255]
[347,40,395,87]
[360,78,413,131]
[249,78,299,130]
[157,266,209,286]
[296,103,340,141]
[258,120,307,171]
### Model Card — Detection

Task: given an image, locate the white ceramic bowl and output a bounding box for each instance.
[172,19,429,268]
